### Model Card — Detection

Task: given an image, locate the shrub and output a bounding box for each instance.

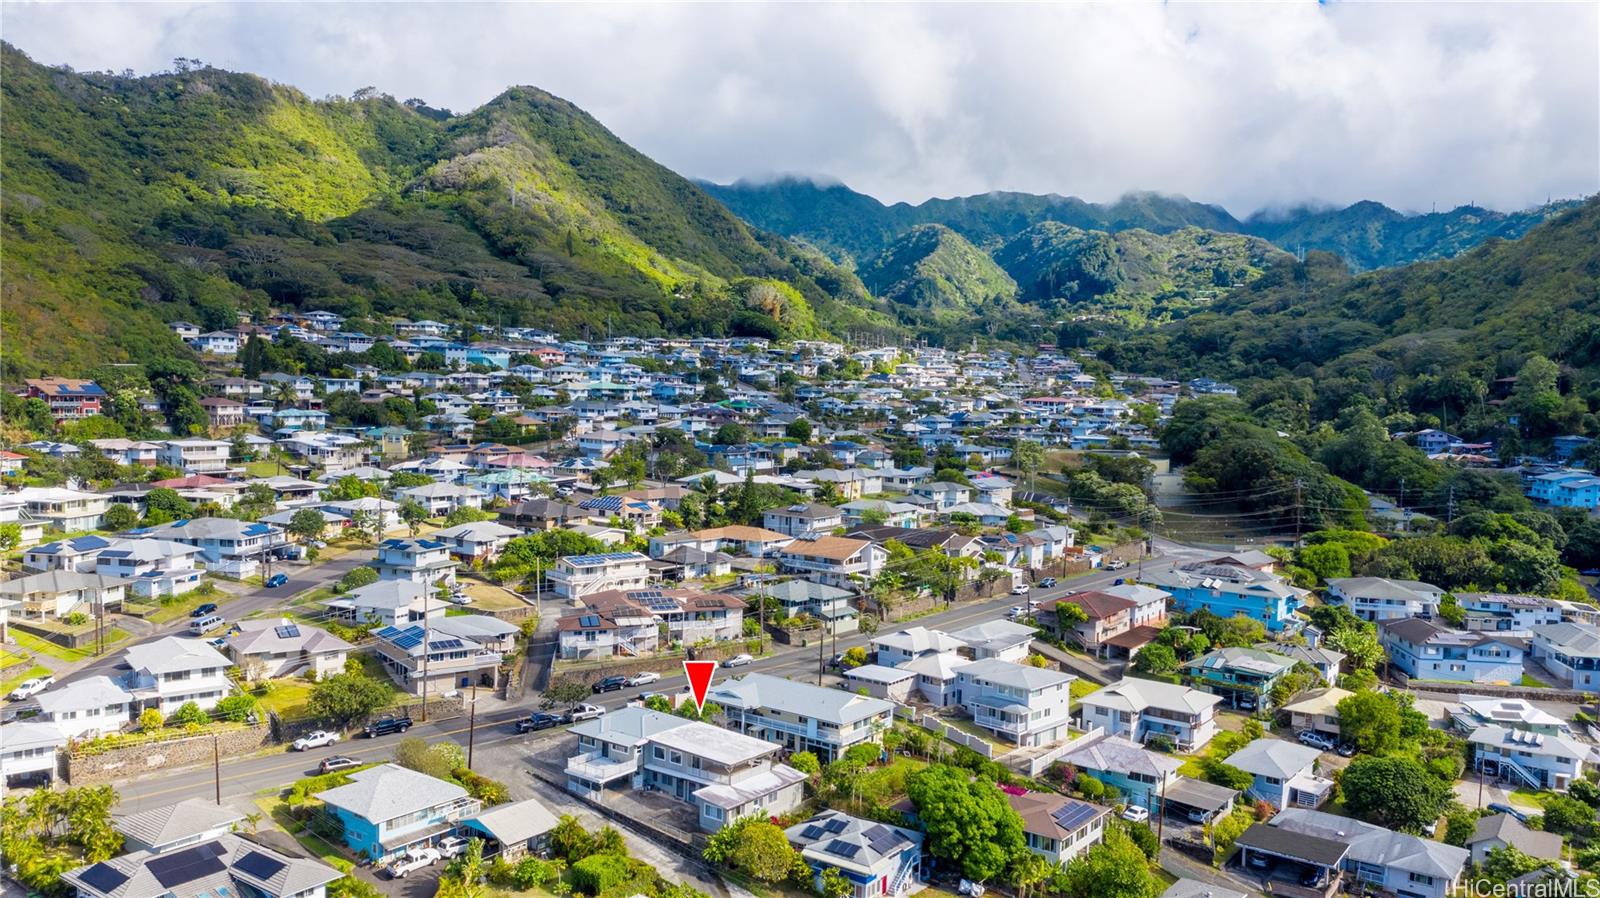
[334,567,379,594]
[214,694,258,723]
[168,702,209,727]
[569,853,628,895]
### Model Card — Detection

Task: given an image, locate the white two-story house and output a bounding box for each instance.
[549,552,651,600]
[121,636,234,715]
[1468,725,1589,793]
[1076,677,1221,752]
[371,538,458,586]
[954,658,1075,748]
[709,672,895,763]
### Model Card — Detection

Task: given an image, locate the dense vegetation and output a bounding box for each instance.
[858,224,1016,321]
[0,44,901,375]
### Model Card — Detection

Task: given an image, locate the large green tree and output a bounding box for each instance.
[906,765,1027,881]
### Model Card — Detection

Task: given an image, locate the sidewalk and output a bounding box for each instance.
[1030,639,1121,685]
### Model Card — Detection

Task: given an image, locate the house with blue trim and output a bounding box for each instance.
[1141,560,1307,633]
[315,764,479,864]
[784,810,924,898]
[1526,470,1600,509]
[1379,618,1524,684]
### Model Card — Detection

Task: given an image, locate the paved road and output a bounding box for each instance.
[52,551,375,688]
[110,551,1161,809]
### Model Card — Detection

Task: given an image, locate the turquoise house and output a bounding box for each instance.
[314,763,479,863]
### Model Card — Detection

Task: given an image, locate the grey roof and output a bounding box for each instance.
[1164,776,1240,812]
[947,619,1037,652]
[1269,807,1469,879]
[338,579,429,610]
[569,706,687,747]
[785,810,921,871]
[709,672,894,726]
[1466,724,1589,759]
[844,664,916,685]
[431,521,522,542]
[1467,814,1565,860]
[115,799,245,850]
[1079,677,1222,716]
[1532,622,1600,656]
[63,833,340,898]
[124,637,230,676]
[462,797,561,846]
[956,657,1076,691]
[36,675,130,715]
[0,569,127,596]
[1058,733,1182,780]
[1326,577,1443,599]
[1236,822,1349,867]
[229,619,354,656]
[648,721,779,766]
[695,763,808,809]
[872,626,967,656]
[764,579,854,603]
[1256,641,1346,671]
[1185,646,1296,678]
[431,614,521,641]
[1162,879,1249,898]
[315,763,468,822]
[1225,738,1323,779]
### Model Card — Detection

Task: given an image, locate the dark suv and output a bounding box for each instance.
[516,711,567,733]
[190,603,218,617]
[363,714,413,738]
[592,676,629,693]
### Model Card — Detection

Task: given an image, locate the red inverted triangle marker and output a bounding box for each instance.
[684,660,717,713]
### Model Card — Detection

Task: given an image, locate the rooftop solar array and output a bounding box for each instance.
[567,552,645,566]
[1050,802,1100,833]
[800,824,827,840]
[822,817,849,834]
[274,624,301,639]
[578,614,603,628]
[147,842,227,889]
[823,839,860,859]
[233,851,286,882]
[863,825,904,854]
[77,862,130,894]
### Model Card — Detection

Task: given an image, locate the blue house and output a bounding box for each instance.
[1379,618,1524,684]
[1056,732,1182,814]
[314,763,479,863]
[1526,470,1600,509]
[1141,561,1307,633]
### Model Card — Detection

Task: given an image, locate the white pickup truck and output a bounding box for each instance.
[388,846,441,878]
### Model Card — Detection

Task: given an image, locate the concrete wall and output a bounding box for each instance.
[67,724,273,785]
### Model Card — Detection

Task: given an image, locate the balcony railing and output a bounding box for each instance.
[567,751,637,784]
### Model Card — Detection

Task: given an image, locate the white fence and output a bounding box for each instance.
[1023,725,1105,777]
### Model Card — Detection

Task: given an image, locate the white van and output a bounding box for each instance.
[189,614,225,635]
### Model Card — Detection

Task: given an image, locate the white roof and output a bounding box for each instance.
[124,636,230,676]
[648,721,778,766]
[36,675,130,715]
[1080,677,1222,716]
[1226,738,1322,779]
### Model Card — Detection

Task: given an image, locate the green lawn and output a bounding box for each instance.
[1070,679,1099,701]
[1,664,52,695]
[245,460,287,478]
[254,678,316,720]
[1521,673,1553,688]
[254,797,355,872]
[12,629,130,662]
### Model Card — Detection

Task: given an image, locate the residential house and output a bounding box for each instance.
[24,377,105,420]
[199,397,247,430]
[1045,590,1135,656]
[564,706,691,798]
[1468,725,1589,793]
[1325,577,1445,622]
[226,619,353,679]
[946,619,1036,664]
[113,797,246,854]
[955,658,1075,747]
[871,626,967,667]
[842,665,917,702]
[1282,687,1355,740]
[1457,592,1565,635]
[93,539,205,599]
[371,623,502,694]
[456,798,561,861]
[315,763,480,863]
[397,482,489,517]
[430,521,522,562]
[1099,582,1169,629]
[1250,807,1469,898]
[1527,470,1600,509]
[763,503,845,538]
[709,672,895,763]
[549,552,652,600]
[555,602,658,660]
[839,499,922,529]
[899,652,969,707]
[139,518,284,578]
[1225,738,1333,809]
[121,636,233,714]
[1009,791,1109,865]
[1056,733,1183,814]
[1529,622,1600,690]
[1466,814,1564,866]
[909,482,969,510]
[0,494,44,548]
[1379,618,1524,685]
[371,538,458,586]
[763,579,858,634]
[157,439,232,474]
[1455,694,1570,737]
[498,498,588,532]
[1182,646,1297,710]
[14,486,110,531]
[34,675,134,739]
[0,720,66,787]
[1257,641,1346,685]
[64,834,341,898]
[775,536,886,589]
[1142,561,1306,633]
[325,580,440,629]
[785,811,924,898]
[637,721,808,832]
[1075,677,1221,751]
[0,569,127,620]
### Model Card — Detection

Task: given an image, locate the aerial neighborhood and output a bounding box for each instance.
[1,12,1598,898]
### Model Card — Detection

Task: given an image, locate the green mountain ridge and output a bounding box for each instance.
[0,44,899,375]
[857,224,1017,321]
[703,176,1578,273]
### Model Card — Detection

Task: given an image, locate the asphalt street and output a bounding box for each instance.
[109,548,1171,811]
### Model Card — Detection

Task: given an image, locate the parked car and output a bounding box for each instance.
[1011,584,1030,595]
[446,594,472,606]
[206,636,228,650]
[1039,577,1057,588]
[1297,730,1335,751]
[626,671,661,686]
[1246,853,1273,871]
[1299,867,1325,888]
[1121,805,1150,823]
[388,847,441,878]
[568,703,606,721]
[1488,803,1529,823]
[1335,742,1357,758]
[319,756,360,774]
[592,676,629,693]
[516,712,566,733]
[1007,606,1026,619]
[264,573,288,588]
[190,603,218,618]
[723,653,754,667]
[1106,559,1128,571]
[7,676,54,701]
[292,730,340,751]
[364,714,413,738]
[1234,695,1258,711]
[436,836,470,859]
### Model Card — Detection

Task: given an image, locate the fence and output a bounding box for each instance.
[1022,725,1104,778]
[907,710,994,758]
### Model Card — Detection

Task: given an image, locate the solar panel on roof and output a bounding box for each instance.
[823,818,848,834]
[431,638,465,651]
[800,825,827,840]
[579,615,602,628]
[78,862,130,894]
[1050,802,1099,833]
[863,825,904,854]
[824,840,861,859]
[274,624,301,639]
[234,851,287,882]
[146,842,227,889]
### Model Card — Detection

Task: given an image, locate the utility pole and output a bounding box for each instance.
[1447,485,1457,526]
[466,681,478,769]
[212,734,222,804]
[420,582,431,722]
[817,624,826,686]
[1155,777,1167,859]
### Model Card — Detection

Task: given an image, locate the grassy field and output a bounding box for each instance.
[1521,673,1553,688]
[1070,679,1099,701]
[254,678,317,720]
[1,664,52,695]
[457,580,529,612]
[12,629,130,662]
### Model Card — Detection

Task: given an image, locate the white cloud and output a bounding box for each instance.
[3,1,1595,213]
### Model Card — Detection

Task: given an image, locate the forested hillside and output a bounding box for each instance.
[857,225,1016,322]
[0,45,898,375]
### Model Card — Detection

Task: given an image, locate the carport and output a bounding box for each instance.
[1234,822,1348,898]
[1162,776,1238,825]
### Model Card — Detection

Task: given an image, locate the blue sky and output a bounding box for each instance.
[4,2,1596,214]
